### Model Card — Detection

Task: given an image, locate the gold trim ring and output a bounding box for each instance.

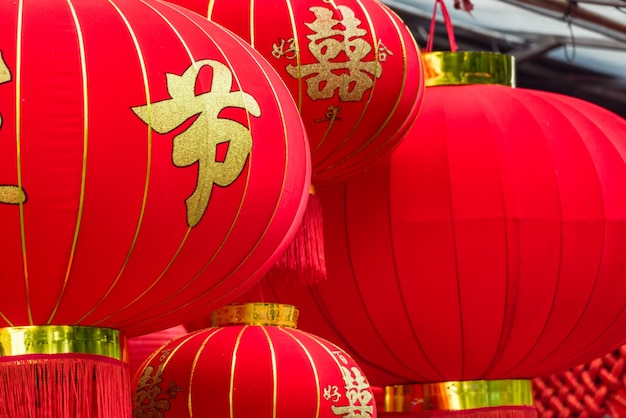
[0,325,127,362]
[424,51,516,88]
[384,380,533,412]
[212,303,299,328]
[424,379,533,411]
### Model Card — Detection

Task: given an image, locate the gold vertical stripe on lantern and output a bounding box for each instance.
[48,0,90,324]
[72,0,154,326]
[278,326,323,417]
[15,0,30,326]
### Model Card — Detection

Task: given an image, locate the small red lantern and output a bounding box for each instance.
[244,51,626,416]
[0,0,309,415]
[134,303,377,418]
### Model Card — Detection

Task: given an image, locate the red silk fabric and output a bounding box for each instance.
[134,323,377,417]
[168,0,425,186]
[128,325,187,378]
[0,0,310,336]
[240,84,626,385]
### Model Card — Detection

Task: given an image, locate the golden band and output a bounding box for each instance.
[0,325,127,362]
[309,184,316,196]
[384,380,533,412]
[212,303,299,328]
[424,51,516,88]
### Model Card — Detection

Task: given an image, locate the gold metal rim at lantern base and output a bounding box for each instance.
[423,51,516,88]
[0,325,127,362]
[384,379,533,412]
[212,303,299,328]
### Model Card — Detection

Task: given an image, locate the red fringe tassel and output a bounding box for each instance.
[266,192,327,285]
[0,353,131,418]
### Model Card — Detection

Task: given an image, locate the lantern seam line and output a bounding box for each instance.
[188,327,222,417]
[278,327,322,418]
[47,0,89,325]
[73,0,154,325]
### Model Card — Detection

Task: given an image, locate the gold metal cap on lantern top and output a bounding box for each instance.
[212,303,299,328]
[384,379,533,412]
[0,325,127,362]
[424,51,516,88]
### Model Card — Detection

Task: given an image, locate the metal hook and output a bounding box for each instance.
[563,0,577,62]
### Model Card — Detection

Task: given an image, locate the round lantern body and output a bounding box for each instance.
[0,0,310,337]
[168,0,424,186]
[134,303,377,418]
[246,79,626,386]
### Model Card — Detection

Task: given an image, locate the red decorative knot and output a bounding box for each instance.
[533,346,626,417]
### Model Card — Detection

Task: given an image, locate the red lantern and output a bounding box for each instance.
[169,0,424,186]
[0,0,309,416]
[243,52,626,416]
[134,303,377,418]
[168,0,425,285]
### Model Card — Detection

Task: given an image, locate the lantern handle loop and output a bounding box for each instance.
[426,0,459,53]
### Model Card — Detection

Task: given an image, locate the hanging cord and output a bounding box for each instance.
[563,0,577,62]
[426,0,459,52]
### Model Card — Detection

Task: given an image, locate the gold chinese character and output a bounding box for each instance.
[167,381,183,399]
[272,38,298,60]
[323,385,342,402]
[286,5,382,102]
[158,349,171,363]
[134,365,171,418]
[314,105,341,123]
[132,59,260,227]
[330,366,373,418]
[332,350,349,364]
[377,40,393,62]
[0,51,26,206]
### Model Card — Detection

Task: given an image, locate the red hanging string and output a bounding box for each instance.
[426,0,459,53]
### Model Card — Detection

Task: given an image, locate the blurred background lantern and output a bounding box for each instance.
[235,50,626,417]
[135,303,377,418]
[0,0,310,415]
[168,0,426,284]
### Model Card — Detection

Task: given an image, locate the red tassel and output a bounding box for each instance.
[0,353,131,418]
[417,406,538,417]
[266,190,327,284]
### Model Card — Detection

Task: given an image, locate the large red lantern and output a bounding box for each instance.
[169,0,424,186]
[168,0,425,284]
[243,52,626,416]
[134,303,377,417]
[0,0,310,416]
